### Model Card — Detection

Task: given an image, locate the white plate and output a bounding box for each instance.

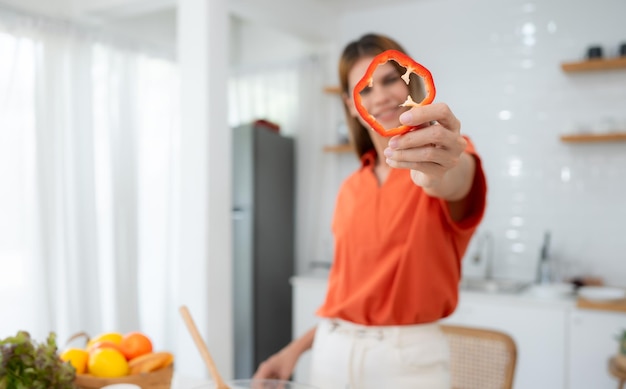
[578,286,626,302]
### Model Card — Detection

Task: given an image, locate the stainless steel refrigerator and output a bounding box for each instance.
[232,123,295,379]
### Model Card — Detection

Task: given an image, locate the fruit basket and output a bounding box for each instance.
[64,331,174,389]
[74,363,173,389]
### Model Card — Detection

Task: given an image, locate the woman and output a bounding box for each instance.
[253,33,487,389]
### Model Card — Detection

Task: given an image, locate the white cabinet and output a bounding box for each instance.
[442,294,568,389]
[568,309,626,389]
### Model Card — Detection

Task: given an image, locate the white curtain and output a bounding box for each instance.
[0,6,180,351]
[229,61,301,136]
[0,4,339,360]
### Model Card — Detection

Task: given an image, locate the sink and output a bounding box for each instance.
[527,283,576,299]
[460,278,532,294]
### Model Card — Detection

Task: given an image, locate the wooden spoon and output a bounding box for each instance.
[179,305,231,389]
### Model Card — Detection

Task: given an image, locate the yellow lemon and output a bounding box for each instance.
[88,348,129,378]
[60,347,89,374]
[86,332,123,350]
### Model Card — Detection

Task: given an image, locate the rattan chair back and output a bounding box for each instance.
[441,324,517,389]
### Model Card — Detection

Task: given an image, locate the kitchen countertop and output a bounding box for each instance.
[459,286,577,309]
[293,275,626,314]
[291,274,578,309]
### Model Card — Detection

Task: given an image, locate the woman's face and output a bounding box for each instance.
[345,56,411,134]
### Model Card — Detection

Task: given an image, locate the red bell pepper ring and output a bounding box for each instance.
[353,49,436,137]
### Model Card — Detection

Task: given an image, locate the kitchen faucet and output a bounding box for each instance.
[536,230,552,284]
[472,230,494,280]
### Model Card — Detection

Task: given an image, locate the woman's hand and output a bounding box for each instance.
[253,327,316,381]
[383,102,475,201]
[252,345,300,381]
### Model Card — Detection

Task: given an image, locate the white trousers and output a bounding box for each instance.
[309,318,450,389]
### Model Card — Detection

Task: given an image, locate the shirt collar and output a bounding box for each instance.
[360,149,377,168]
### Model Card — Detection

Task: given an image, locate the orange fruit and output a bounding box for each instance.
[119,332,153,360]
[60,348,89,374]
[88,348,129,377]
[88,340,126,356]
[86,332,123,350]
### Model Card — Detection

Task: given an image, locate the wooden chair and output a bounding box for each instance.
[441,324,517,389]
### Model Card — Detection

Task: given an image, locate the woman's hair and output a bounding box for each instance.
[339,33,426,159]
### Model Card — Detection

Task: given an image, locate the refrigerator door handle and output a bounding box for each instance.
[232,207,246,220]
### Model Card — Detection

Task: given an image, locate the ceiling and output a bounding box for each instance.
[0,0,419,42]
[73,0,419,42]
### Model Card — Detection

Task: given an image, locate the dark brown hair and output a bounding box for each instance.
[339,33,426,158]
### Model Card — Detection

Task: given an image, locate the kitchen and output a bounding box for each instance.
[0,0,625,388]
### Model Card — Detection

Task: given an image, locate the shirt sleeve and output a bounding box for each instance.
[439,135,488,234]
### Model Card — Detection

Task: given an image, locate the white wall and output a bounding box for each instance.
[0,0,71,18]
[88,10,319,64]
[326,0,626,286]
[103,8,177,54]
[229,16,322,68]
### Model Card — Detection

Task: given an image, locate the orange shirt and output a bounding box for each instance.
[316,137,487,326]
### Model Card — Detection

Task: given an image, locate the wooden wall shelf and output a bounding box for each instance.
[577,296,626,313]
[323,144,353,153]
[561,57,626,72]
[323,85,342,94]
[560,132,626,143]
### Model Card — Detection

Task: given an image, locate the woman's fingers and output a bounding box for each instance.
[384,145,459,170]
[399,102,461,133]
[387,102,467,184]
[385,114,467,184]
[389,123,457,151]
[387,124,467,159]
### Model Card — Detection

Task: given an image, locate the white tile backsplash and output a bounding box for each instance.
[332,0,626,286]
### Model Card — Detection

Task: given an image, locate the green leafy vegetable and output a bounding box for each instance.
[0,331,76,389]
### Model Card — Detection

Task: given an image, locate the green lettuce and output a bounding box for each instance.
[0,331,76,389]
